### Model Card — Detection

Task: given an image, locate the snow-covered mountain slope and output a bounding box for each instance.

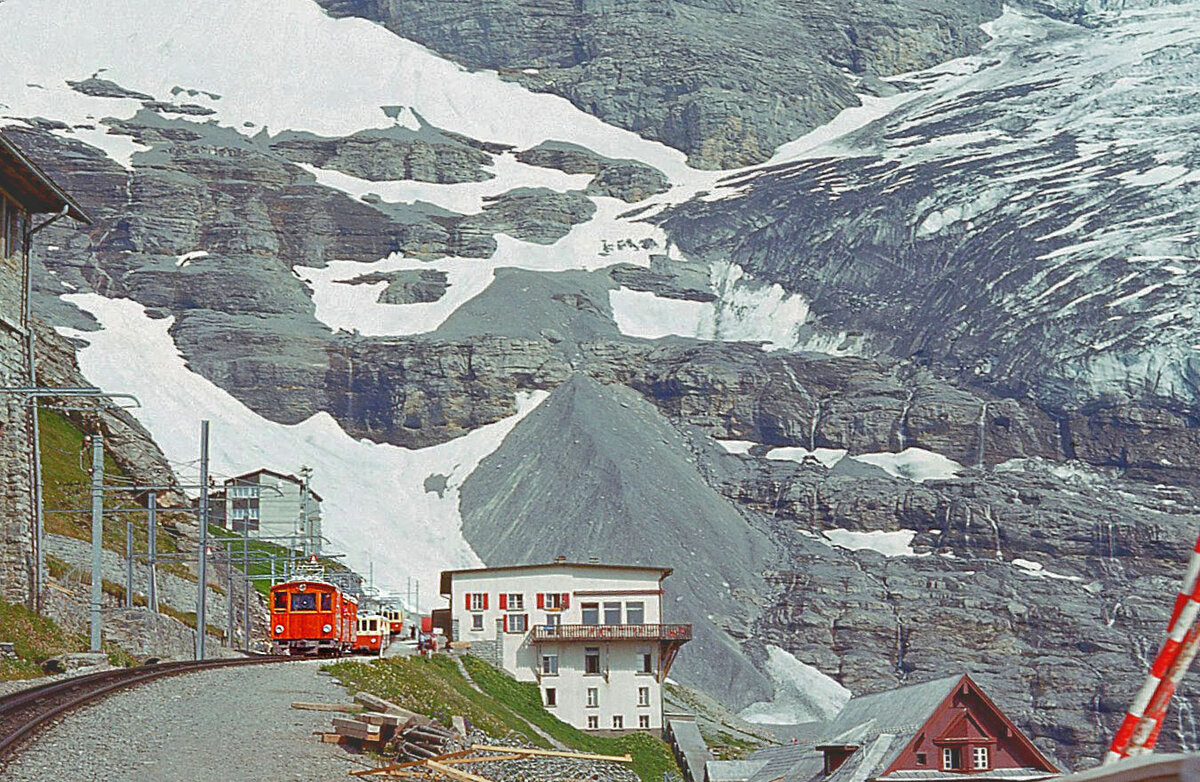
[664,3,1200,413]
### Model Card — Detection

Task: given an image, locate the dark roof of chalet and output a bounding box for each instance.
[439,561,674,596]
[743,675,1058,782]
[224,468,323,502]
[0,131,91,223]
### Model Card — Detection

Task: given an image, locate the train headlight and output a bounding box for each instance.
[322,624,333,634]
[274,624,284,635]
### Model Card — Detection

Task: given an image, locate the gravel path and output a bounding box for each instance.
[3,660,362,781]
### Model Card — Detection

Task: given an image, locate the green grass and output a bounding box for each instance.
[327,655,681,782]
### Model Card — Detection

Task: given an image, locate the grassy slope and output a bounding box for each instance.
[0,598,135,680]
[327,655,681,782]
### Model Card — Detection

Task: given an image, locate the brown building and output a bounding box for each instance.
[710,674,1061,782]
[0,131,89,606]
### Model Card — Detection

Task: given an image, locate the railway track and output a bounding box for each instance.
[0,655,288,762]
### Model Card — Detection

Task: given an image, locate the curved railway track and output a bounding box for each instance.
[0,656,288,762]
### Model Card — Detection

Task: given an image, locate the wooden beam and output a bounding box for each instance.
[426,760,496,782]
[291,701,362,713]
[469,744,633,763]
[440,754,526,765]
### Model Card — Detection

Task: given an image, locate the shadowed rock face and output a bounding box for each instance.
[458,374,780,708]
[312,0,1001,168]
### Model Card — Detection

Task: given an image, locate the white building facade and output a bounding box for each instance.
[221,468,322,553]
[439,561,691,733]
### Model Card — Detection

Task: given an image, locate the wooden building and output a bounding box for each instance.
[710,674,1060,782]
[0,130,89,606]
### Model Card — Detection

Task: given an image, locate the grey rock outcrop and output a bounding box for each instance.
[516,141,669,202]
[337,269,449,305]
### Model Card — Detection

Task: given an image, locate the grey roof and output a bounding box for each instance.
[668,719,712,782]
[746,676,965,782]
[707,759,770,782]
[882,770,1055,781]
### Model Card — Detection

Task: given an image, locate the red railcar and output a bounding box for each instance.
[269,580,357,656]
[383,608,405,636]
[352,614,387,654]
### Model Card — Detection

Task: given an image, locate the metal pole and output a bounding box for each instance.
[195,420,210,660]
[89,434,103,652]
[31,398,45,611]
[299,467,311,557]
[147,491,158,613]
[243,532,250,650]
[125,520,134,608]
[225,542,234,647]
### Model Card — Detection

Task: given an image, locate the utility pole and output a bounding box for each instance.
[299,466,312,557]
[195,420,210,660]
[125,520,134,609]
[31,398,45,611]
[147,491,158,613]
[225,542,234,647]
[89,434,103,652]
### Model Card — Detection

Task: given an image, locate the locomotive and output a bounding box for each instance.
[269,579,357,656]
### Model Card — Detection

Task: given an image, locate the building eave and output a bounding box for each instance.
[439,562,675,597]
[0,131,91,224]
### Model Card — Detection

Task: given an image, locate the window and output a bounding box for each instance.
[581,602,600,625]
[973,747,989,770]
[638,687,650,707]
[471,614,484,631]
[585,647,601,675]
[291,593,316,611]
[506,614,528,633]
[626,601,644,625]
[505,593,524,611]
[273,592,286,611]
[639,648,653,674]
[539,593,564,610]
[544,688,556,707]
[586,687,598,708]
[321,593,332,611]
[639,715,650,729]
[541,654,559,675]
[544,613,561,628]
[942,748,960,771]
[916,753,927,766]
[467,593,487,611]
[604,602,622,625]
[587,715,598,730]
[612,715,624,729]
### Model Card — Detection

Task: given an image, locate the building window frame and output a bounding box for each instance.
[586,687,598,708]
[544,687,556,707]
[584,647,601,675]
[587,715,598,730]
[471,613,484,631]
[637,686,650,707]
[612,715,624,730]
[541,653,559,675]
[973,746,990,770]
[639,714,650,729]
[626,601,645,625]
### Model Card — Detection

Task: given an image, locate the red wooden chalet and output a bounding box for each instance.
[731,674,1060,782]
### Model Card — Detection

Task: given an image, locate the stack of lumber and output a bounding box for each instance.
[350,740,639,781]
[298,693,458,751]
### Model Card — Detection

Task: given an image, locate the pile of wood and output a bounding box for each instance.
[297,692,461,754]
[350,743,636,780]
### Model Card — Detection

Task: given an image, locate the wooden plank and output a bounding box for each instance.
[359,711,407,727]
[451,716,468,737]
[441,754,526,765]
[426,760,497,782]
[470,744,632,763]
[354,692,430,725]
[291,701,361,713]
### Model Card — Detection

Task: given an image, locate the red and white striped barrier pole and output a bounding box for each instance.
[1126,619,1200,756]
[1105,530,1200,764]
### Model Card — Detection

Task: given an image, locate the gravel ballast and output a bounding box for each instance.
[3,660,358,781]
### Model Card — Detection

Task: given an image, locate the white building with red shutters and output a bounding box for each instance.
[439,559,692,733]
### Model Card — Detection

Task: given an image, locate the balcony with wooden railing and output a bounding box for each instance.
[528,623,692,643]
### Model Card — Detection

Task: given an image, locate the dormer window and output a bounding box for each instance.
[942,747,961,770]
[973,747,990,770]
[817,745,858,776]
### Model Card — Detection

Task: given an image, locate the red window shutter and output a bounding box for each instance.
[465,593,471,610]
[537,593,545,609]
[483,593,489,610]
[561,593,570,610]
[499,594,508,610]
[503,615,509,633]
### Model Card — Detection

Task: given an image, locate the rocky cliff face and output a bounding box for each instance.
[314,0,1002,168]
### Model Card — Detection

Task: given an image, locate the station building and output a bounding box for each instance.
[439,559,691,733]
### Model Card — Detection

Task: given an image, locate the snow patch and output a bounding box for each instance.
[822,528,920,557]
[175,250,209,268]
[1012,558,1083,582]
[849,448,963,482]
[56,292,547,610]
[739,646,851,725]
[716,440,757,455]
[766,447,848,468]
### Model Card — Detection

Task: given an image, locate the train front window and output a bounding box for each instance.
[273,592,286,611]
[321,593,332,611]
[291,593,317,611]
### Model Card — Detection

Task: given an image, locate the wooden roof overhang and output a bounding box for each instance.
[0,132,91,223]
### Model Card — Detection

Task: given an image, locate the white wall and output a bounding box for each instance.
[445,565,674,731]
